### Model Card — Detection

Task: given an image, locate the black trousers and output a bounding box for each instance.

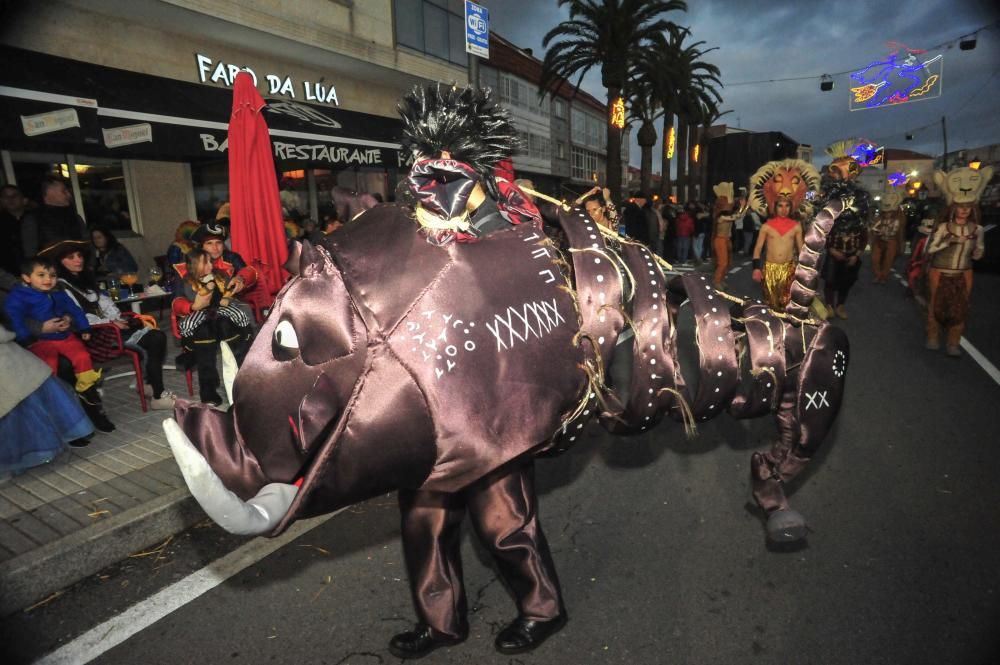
[182,318,249,398]
[823,256,861,305]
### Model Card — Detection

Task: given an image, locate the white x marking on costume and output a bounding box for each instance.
[805,391,830,410]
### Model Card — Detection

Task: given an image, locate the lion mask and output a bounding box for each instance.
[749,159,821,217]
[880,189,903,212]
[933,166,994,205]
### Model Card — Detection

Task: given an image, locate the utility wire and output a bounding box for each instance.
[721,20,998,87]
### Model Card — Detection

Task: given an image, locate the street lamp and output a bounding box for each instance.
[820,74,834,91]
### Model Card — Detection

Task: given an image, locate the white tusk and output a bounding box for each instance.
[220,341,237,405]
[163,419,298,535]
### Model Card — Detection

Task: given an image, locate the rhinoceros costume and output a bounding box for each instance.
[164,86,849,655]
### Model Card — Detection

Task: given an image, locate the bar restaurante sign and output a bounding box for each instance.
[195,54,340,106]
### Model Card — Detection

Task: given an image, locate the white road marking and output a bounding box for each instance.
[34,510,344,665]
[728,266,742,274]
[889,271,998,387]
[960,337,1000,387]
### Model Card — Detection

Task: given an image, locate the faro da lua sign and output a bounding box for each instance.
[195,54,340,106]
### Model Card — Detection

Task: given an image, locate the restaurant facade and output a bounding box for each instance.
[0,0,469,271]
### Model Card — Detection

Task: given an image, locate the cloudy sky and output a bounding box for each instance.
[486,0,1000,172]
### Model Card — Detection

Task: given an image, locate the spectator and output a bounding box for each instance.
[741,207,761,255]
[47,240,175,410]
[315,205,342,240]
[174,248,253,406]
[1,185,29,276]
[166,220,200,291]
[692,202,710,264]
[89,226,138,278]
[20,177,87,257]
[3,256,114,432]
[675,203,695,263]
[621,191,658,247]
[1,322,94,476]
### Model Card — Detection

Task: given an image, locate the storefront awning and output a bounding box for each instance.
[0,46,406,170]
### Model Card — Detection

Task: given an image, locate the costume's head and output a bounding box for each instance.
[399,84,520,219]
[824,139,863,182]
[748,159,820,218]
[933,165,993,205]
[880,189,903,212]
[712,181,734,216]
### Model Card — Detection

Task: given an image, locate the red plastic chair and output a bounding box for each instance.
[170,300,195,397]
[83,322,148,412]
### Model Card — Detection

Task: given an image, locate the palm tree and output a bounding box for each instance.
[541,0,687,202]
[647,31,721,202]
[625,70,662,193]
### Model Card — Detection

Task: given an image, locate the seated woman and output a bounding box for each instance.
[48,240,176,410]
[175,248,253,406]
[89,227,138,278]
[1,322,94,478]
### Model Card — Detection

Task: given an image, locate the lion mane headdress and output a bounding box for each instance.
[933,165,994,205]
[398,83,521,192]
[748,159,821,218]
[824,138,863,181]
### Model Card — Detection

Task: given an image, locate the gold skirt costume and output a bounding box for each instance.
[762,260,796,311]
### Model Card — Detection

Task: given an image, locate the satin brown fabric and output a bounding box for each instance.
[398,458,562,640]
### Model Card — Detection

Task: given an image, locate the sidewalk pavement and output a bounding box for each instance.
[0,364,207,616]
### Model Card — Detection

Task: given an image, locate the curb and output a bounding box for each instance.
[0,487,202,617]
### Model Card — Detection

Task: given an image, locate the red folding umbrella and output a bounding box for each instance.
[228,70,287,298]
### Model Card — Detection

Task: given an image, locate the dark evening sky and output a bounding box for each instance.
[485,0,1000,171]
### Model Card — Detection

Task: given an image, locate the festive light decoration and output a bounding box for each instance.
[969,159,982,170]
[849,45,943,111]
[849,141,884,167]
[610,97,626,129]
[666,125,676,159]
[692,144,700,163]
[887,171,909,187]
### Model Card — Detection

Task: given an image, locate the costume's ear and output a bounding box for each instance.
[978,166,994,193]
[299,241,336,278]
[284,240,303,277]
[933,170,946,190]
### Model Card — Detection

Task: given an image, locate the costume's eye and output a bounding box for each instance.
[274,320,299,350]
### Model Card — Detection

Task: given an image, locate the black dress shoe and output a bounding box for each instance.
[68,437,91,448]
[200,391,223,407]
[494,615,567,655]
[388,624,464,660]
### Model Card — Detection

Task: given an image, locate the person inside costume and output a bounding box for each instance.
[923,165,991,357]
[870,189,904,283]
[0,322,94,477]
[2,256,114,433]
[711,182,737,288]
[48,240,176,410]
[174,248,253,406]
[747,159,818,311]
[382,84,567,660]
[818,140,871,320]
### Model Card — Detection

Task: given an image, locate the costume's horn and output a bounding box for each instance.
[220,341,237,405]
[163,419,297,535]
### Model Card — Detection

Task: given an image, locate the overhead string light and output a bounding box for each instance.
[721,20,998,88]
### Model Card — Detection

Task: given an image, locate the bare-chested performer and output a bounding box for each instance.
[751,196,803,310]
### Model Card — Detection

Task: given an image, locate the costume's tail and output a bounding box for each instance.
[785,199,845,319]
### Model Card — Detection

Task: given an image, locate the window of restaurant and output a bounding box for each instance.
[394,0,468,67]
[2,150,140,235]
[191,161,390,224]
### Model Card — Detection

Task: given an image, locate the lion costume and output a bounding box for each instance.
[871,189,904,283]
[923,165,991,356]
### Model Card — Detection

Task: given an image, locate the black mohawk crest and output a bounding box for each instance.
[398,83,521,181]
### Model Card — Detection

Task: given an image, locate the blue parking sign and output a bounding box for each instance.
[465,1,489,58]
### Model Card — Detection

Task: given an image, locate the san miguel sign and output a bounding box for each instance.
[195,54,340,106]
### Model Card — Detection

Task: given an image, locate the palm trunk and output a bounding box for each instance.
[676,116,688,204]
[605,86,624,203]
[699,124,711,204]
[638,119,656,193]
[659,112,673,201]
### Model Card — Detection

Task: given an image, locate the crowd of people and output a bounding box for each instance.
[0,177,296,478]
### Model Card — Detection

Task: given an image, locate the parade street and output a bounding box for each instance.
[2,256,997,665]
